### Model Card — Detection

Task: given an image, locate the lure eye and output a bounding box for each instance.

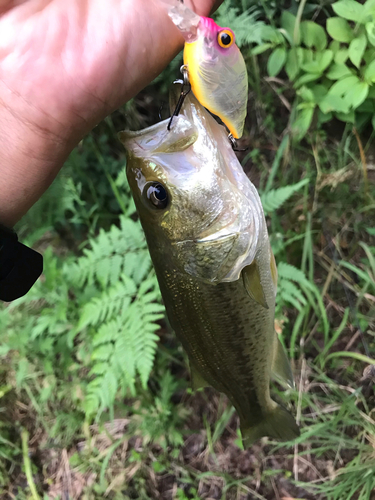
[218,29,234,48]
[144,182,169,209]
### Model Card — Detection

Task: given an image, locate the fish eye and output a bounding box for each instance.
[218,29,234,48]
[144,182,168,209]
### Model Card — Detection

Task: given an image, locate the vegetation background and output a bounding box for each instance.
[0,0,374,498]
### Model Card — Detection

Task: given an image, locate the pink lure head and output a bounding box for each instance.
[197,17,237,56]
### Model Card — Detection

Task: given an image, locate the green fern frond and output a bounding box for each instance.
[277,261,312,289]
[276,261,310,310]
[277,261,329,338]
[278,279,307,311]
[67,216,149,289]
[261,178,309,215]
[215,7,266,46]
[77,275,137,330]
[84,273,164,417]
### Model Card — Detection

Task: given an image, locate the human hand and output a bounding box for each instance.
[0,0,221,226]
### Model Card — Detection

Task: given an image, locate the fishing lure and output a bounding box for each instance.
[162,0,248,139]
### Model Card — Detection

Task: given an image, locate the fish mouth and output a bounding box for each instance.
[119,114,197,157]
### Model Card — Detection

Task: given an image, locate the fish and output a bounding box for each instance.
[162,0,248,139]
[119,85,300,446]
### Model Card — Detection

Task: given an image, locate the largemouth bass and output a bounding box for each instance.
[162,0,248,139]
[120,87,299,445]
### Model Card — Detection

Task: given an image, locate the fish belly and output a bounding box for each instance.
[152,255,300,445]
[157,264,275,427]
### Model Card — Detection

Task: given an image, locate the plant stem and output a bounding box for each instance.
[294,0,308,45]
[21,428,41,500]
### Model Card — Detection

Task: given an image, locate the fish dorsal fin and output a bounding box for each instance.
[242,260,268,309]
[189,359,209,390]
[272,334,294,389]
[270,247,278,289]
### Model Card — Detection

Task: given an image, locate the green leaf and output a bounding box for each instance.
[301,50,333,74]
[332,0,365,23]
[327,17,354,42]
[364,59,375,82]
[261,179,309,214]
[267,47,287,77]
[372,114,375,130]
[258,25,284,44]
[326,63,352,79]
[286,48,306,80]
[348,33,367,68]
[317,109,333,124]
[343,81,369,109]
[281,11,300,45]
[329,40,341,53]
[355,111,372,128]
[251,43,273,55]
[294,72,321,88]
[297,86,315,102]
[356,99,375,112]
[334,48,349,64]
[366,21,375,46]
[318,94,350,114]
[363,47,375,65]
[336,110,355,122]
[311,84,328,101]
[301,20,327,50]
[285,47,301,80]
[291,107,315,139]
[302,48,314,64]
[329,75,360,95]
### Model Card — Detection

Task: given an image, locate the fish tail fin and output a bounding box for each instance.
[241,405,300,447]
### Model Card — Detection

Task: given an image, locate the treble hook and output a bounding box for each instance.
[167,65,191,131]
[228,133,248,152]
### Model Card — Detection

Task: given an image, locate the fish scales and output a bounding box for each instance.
[121,86,300,445]
[157,264,274,422]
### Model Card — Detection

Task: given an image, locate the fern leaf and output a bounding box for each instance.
[66,216,149,289]
[277,261,312,289]
[77,276,137,330]
[92,320,119,347]
[216,7,265,46]
[277,280,306,310]
[261,178,309,215]
[91,343,113,361]
[89,362,109,376]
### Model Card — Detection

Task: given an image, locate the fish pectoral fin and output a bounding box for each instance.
[240,405,300,447]
[272,335,295,389]
[189,360,210,391]
[242,261,269,309]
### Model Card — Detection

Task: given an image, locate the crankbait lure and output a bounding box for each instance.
[162,0,248,139]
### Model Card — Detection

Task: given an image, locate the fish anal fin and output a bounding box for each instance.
[240,405,300,447]
[272,335,295,389]
[189,360,210,391]
[242,260,268,309]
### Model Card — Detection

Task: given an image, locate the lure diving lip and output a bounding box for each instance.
[162,0,248,139]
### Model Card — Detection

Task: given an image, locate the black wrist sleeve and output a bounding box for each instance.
[0,224,43,302]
